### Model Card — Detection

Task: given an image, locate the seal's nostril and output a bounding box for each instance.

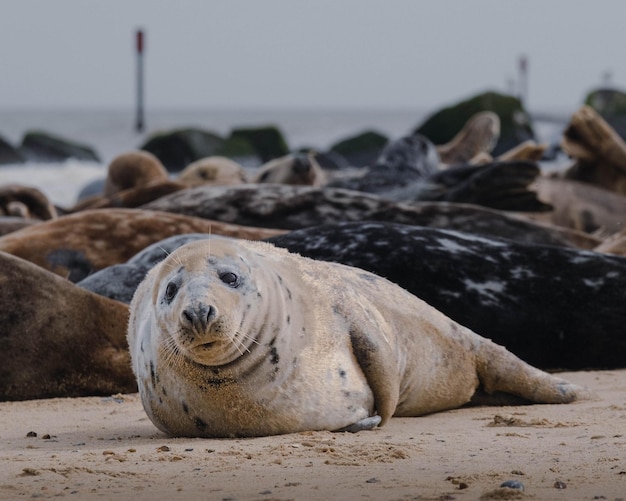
[206,305,215,321]
[182,310,193,323]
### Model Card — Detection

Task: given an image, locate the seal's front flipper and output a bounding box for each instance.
[349,326,400,426]
[334,415,382,433]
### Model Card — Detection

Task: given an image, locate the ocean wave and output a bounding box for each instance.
[0,160,106,207]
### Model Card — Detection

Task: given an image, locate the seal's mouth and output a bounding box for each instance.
[197,341,216,350]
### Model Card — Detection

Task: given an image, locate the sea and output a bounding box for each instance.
[0,107,571,208]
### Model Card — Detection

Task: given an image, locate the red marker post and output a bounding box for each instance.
[135,29,145,132]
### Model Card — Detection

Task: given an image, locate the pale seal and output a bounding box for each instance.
[128,238,586,438]
[179,156,247,186]
[253,152,326,186]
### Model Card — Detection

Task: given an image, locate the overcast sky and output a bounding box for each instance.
[1,0,624,114]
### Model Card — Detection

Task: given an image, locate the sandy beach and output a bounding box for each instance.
[1,369,624,500]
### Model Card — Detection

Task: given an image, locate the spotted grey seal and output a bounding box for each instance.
[128,237,587,438]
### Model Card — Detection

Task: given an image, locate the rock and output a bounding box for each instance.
[415,91,535,156]
[228,125,289,164]
[140,127,225,172]
[584,87,626,139]
[0,135,24,165]
[20,131,100,163]
[216,135,261,166]
[328,130,389,167]
[308,150,350,170]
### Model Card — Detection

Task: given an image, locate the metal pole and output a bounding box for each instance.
[135,29,145,132]
[518,54,528,107]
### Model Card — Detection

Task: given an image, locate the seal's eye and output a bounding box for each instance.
[219,271,239,287]
[164,281,178,302]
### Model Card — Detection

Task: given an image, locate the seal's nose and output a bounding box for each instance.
[292,154,311,174]
[181,303,216,331]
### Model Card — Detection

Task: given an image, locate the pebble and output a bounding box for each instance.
[500,479,525,491]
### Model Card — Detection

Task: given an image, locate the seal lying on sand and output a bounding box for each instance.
[0,251,135,401]
[128,238,586,438]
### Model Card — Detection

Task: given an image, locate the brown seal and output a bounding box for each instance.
[0,251,135,401]
[0,184,57,220]
[68,151,182,212]
[0,208,285,281]
[104,150,169,196]
[128,237,587,438]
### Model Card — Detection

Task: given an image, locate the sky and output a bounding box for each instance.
[0,0,625,114]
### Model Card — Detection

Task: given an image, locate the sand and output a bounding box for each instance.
[1,369,625,501]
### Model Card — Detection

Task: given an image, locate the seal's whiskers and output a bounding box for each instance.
[159,336,183,367]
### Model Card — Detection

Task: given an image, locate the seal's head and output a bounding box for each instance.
[146,238,273,367]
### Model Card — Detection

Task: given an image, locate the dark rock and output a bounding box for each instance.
[308,150,350,170]
[415,91,535,156]
[20,131,100,163]
[328,130,389,167]
[584,87,626,139]
[140,127,225,172]
[0,135,24,165]
[216,135,260,166]
[228,125,289,164]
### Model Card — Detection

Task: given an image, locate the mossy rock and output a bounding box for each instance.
[140,128,225,171]
[229,125,289,163]
[217,135,261,166]
[584,87,626,140]
[415,91,535,156]
[328,130,389,167]
[20,130,100,163]
[0,135,24,165]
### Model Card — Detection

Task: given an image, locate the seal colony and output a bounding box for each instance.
[128,238,587,438]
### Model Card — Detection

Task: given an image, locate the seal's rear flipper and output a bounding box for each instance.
[473,337,593,404]
[334,415,382,433]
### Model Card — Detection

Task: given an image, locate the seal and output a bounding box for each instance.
[561,105,626,195]
[127,237,586,438]
[104,150,169,196]
[142,184,599,249]
[179,156,247,186]
[253,152,326,186]
[0,208,285,282]
[326,133,439,194]
[0,251,135,401]
[436,111,500,165]
[529,176,626,234]
[267,222,626,370]
[68,151,180,212]
[0,184,58,220]
[78,233,212,303]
